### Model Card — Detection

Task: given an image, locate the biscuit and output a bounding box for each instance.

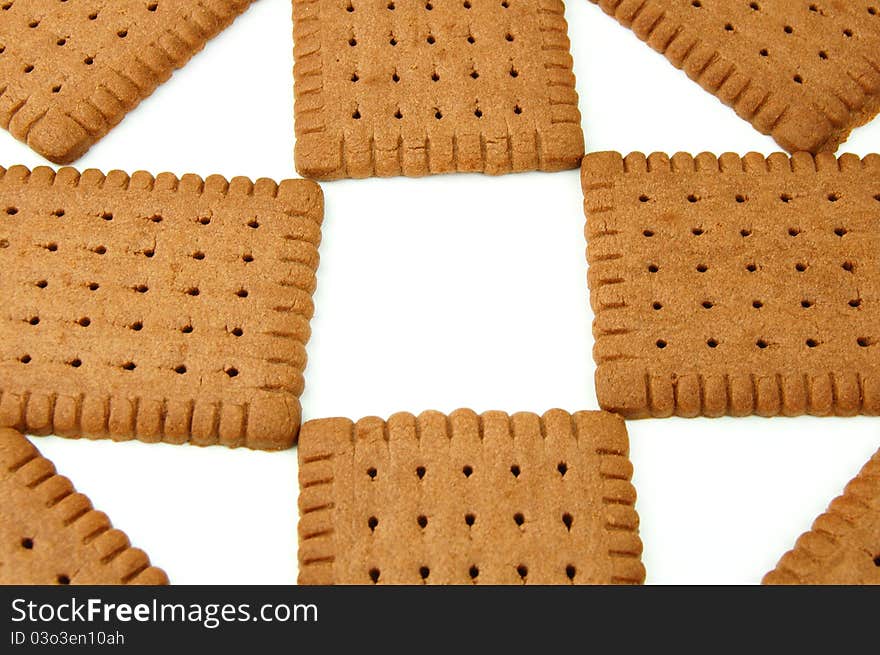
[583,150,880,419]
[0,0,253,164]
[0,164,323,450]
[587,0,880,153]
[764,447,880,584]
[0,427,168,584]
[298,408,644,585]
[292,0,584,179]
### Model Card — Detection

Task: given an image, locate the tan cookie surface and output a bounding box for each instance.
[764,447,880,585]
[588,0,880,153]
[293,0,583,179]
[0,0,253,164]
[0,427,168,585]
[583,151,880,419]
[0,165,323,450]
[298,408,644,585]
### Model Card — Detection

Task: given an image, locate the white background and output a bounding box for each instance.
[3,0,878,584]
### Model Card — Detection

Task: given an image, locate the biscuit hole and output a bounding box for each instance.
[134,284,148,293]
[819,50,828,59]
[806,339,819,348]
[874,555,880,567]
[687,194,698,203]
[462,465,473,477]
[52,209,65,217]
[121,361,136,371]
[46,243,58,252]
[505,33,514,42]
[69,358,82,368]
[746,263,757,272]
[696,264,708,273]
[88,282,99,291]
[417,515,428,528]
[394,109,403,119]
[557,462,568,476]
[784,25,793,34]
[352,109,361,119]
[21,537,34,549]
[27,316,40,326]
[834,227,847,237]
[349,37,357,46]
[707,338,718,348]
[801,300,813,308]
[185,287,200,296]
[753,300,763,309]
[467,35,475,44]
[566,564,576,581]
[89,11,98,20]
[858,337,873,348]
[474,108,483,118]
[435,110,443,120]
[750,2,760,9]
[24,64,34,73]
[392,71,400,82]
[780,193,792,203]
[416,465,426,479]
[760,48,769,57]
[76,317,91,327]
[101,212,113,221]
[431,71,439,82]
[740,228,752,237]
[756,339,768,349]
[148,2,158,10]
[647,263,659,273]
[510,464,521,477]
[143,249,154,258]
[425,2,433,9]
[469,565,479,579]
[247,219,260,229]
[150,214,163,223]
[236,289,249,298]
[225,367,239,378]
[788,227,800,236]
[827,193,840,202]
[36,280,47,288]
[19,355,31,364]
[52,85,61,93]
[724,23,734,31]
[231,327,243,337]
[849,299,862,308]
[28,19,39,28]
[642,229,654,237]
[369,568,380,584]
[426,35,435,45]
[463,0,471,7]
[691,227,704,236]
[350,72,359,82]
[514,105,522,115]
[57,575,70,585]
[419,566,430,580]
[509,67,519,78]
[367,516,378,531]
[465,513,475,526]
[562,513,573,531]
[796,263,808,272]
[502,0,509,7]
[842,261,854,272]
[702,301,713,309]
[843,28,853,37]
[174,365,187,374]
[735,194,746,203]
[516,565,528,580]
[388,1,395,8]
[652,301,663,310]
[5,206,18,215]
[131,322,143,331]
[793,74,803,84]
[513,512,525,526]
[0,239,8,248]
[367,467,377,479]
[84,57,94,65]
[242,254,254,263]
[180,325,193,334]
[92,245,106,254]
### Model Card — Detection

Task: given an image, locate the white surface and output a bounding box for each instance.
[2,0,878,585]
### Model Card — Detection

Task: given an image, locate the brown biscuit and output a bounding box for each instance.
[0,164,323,450]
[0,427,168,584]
[587,0,880,153]
[0,0,253,164]
[292,0,583,179]
[298,408,644,585]
[764,447,880,585]
[583,150,880,419]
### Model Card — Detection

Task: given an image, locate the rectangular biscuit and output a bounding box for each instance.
[0,427,168,584]
[0,0,253,164]
[587,0,880,153]
[583,151,880,419]
[764,447,880,585]
[0,164,323,450]
[298,408,644,585]
[292,0,583,179]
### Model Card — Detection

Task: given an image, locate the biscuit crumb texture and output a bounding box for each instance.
[583,151,880,419]
[0,165,324,450]
[0,0,253,163]
[0,427,168,584]
[293,0,583,179]
[588,0,880,153]
[298,409,644,585]
[764,447,880,584]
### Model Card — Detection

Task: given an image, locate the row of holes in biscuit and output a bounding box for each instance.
[2,205,265,228]
[641,226,866,238]
[366,562,578,583]
[15,536,73,584]
[348,63,523,83]
[10,276,251,297]
[12,351,242,377]
[643,260,863,273]
[351,102,523,120]
[16,315,244,336]
[366,461,569,480]
[650,298,865,311]
[0,239,257,265]
[636,192,880,204]
[366,511,575,533]
[346,30,517,47]
[351,1,515,12]
[651,336,875,349]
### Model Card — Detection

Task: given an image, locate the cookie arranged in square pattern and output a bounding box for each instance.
[0,427,168,584]
[764,447,880,585]
[0,165,323,450]
[0,0,253,163]
[298,408,644,585]
[588,0,880,153]
[583,151,880,418]
[293,0,584,179]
